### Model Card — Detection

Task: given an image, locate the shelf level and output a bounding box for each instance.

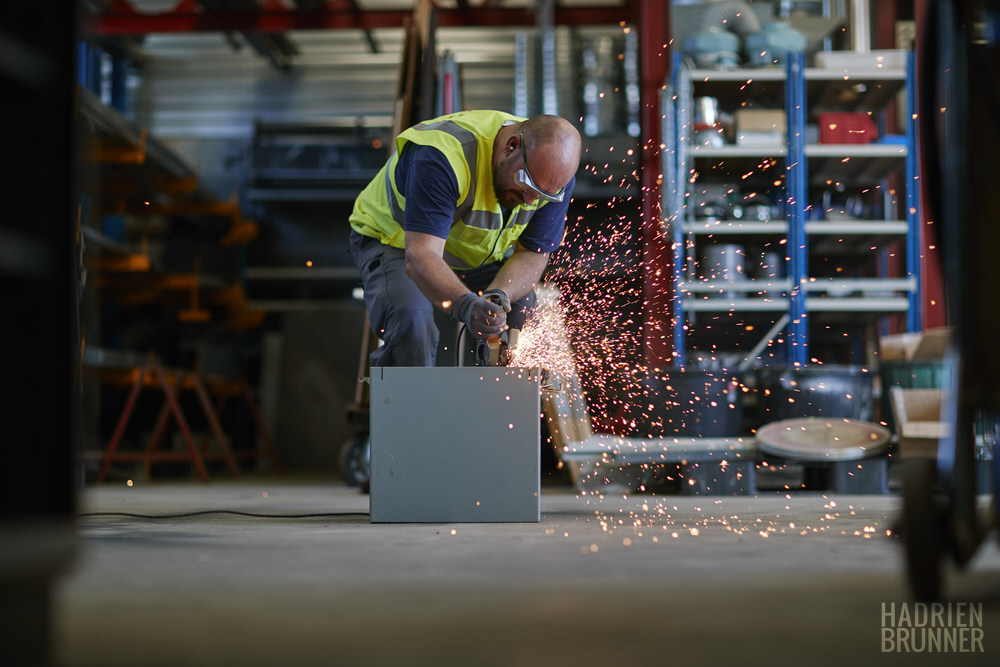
[806,220,908,235]
[682,221,788,234]
[805,143,907,158]
[691,144,785,158]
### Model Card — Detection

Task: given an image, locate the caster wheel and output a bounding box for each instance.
[901,458,948,601]
[338,433,370,488]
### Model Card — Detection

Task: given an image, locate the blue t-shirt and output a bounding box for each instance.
[395,143,572,255]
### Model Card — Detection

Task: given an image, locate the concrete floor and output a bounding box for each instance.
[54,474,1000,667]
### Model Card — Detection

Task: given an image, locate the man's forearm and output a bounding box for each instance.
[404,230,472,312]
[406,250,471,311]
[488,246,550,302]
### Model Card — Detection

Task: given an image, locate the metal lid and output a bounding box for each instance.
[755,417,890,461]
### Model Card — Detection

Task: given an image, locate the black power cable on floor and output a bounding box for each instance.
[77,510,370,520]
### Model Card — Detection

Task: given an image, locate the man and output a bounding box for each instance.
[349,110,582,367]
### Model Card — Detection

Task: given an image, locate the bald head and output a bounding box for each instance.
[520,115,582,189]
[492,113,582,209]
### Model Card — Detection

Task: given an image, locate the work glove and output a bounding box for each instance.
[482,288,511,313]
[452,292,507,339]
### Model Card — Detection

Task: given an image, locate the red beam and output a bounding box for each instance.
[637,0,672,370]
[84,6,631,36]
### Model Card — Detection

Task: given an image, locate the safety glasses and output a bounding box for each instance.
[515,130,565,203]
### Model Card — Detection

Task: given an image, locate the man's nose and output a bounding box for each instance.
[522,190,538,205]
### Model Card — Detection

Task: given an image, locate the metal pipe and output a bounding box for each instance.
[513,31,528,117]
[535,0,557,116]
[736,314,790,372]
[851,0,871,52]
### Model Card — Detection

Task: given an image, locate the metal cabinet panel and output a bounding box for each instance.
[370,367,540,523]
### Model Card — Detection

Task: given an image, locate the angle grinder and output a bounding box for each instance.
[475,292,519,366]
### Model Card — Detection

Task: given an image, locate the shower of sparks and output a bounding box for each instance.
[508,86,892,503]
[508,288,579,377]
[523,191,761,438]
[561,495,890,550]
[502,133,659,436]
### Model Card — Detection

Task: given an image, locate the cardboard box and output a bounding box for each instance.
[879,327,952,361]
[735,109,785,145]
[889,387,950,458]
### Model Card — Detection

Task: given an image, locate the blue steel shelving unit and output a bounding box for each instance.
[785,51,808,365]
[664,50,922,368]
[903,50,922,334]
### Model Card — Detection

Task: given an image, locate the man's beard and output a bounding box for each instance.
[493,164,521,210]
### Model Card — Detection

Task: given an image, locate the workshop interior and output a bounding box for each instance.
[3,0,999,664]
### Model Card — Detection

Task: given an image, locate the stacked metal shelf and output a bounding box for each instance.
[77,84,263,329]
[664,51,921,367]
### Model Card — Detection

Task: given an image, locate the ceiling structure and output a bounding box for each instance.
[82,0,637,69]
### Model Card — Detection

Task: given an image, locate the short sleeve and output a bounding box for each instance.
[395,144,460,239]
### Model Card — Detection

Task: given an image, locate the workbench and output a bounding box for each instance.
[561,434,758,496]
[542,371,758,495]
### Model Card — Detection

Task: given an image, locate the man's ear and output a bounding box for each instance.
[507,133,519,154]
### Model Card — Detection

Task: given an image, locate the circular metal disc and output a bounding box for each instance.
[755,417,891,461]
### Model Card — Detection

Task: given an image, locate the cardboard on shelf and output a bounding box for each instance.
[735,109,785,145]
[879,326,952,362]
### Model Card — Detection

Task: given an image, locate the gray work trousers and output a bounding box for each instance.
[349,230,535,367]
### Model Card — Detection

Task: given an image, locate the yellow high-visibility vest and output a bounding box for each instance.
[349,110,547,269]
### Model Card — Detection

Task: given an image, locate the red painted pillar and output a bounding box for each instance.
[914,0,948,328]
[636,0,673,370]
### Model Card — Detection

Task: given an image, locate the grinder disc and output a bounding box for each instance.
[756,417,890,461]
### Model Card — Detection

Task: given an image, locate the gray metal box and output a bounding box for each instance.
[369,367,540,523]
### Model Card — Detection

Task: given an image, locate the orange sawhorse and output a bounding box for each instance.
[97,362,240,483]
